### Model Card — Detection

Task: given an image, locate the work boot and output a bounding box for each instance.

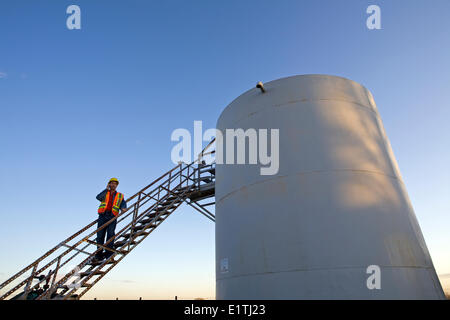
[92,252,104,264]
[103,251,114,261]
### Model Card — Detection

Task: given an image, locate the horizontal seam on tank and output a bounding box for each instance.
[274,98,375,112]
[222,99,378,129]
[217,265,435,281]
[217,169,404,203]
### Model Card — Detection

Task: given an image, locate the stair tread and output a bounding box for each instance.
[79,270,105,277]
[114,240,137,247]
[154,206,170,211]
[88,259,115,266]
[194,176,212,181]
[137,219,157,226]
[160,201,180,207]
[120,231,149,239]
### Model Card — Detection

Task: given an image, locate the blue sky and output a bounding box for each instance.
[0,0,449,299]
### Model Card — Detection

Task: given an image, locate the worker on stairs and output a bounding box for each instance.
[94,178,127,262]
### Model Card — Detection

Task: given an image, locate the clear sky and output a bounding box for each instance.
[0,0,449,299]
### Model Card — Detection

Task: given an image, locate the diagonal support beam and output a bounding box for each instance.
[184,200,215,222]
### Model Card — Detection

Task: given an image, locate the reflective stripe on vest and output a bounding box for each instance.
[98,191,124,216]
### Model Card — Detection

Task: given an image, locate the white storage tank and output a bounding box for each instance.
[215,74,444,299]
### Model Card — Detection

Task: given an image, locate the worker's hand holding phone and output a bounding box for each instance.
[106,183,110,190]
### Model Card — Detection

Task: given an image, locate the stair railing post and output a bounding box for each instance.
[45,256,61,300]
[168,170,171,191]
[128,193,140,251]
[187,165,190,189]
[22,263,38,300]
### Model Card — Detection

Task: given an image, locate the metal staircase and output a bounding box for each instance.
[0,159,215,300]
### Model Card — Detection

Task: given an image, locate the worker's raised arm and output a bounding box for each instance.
[96,189,108,202]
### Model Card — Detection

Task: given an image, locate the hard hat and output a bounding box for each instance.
[108,177,119,184]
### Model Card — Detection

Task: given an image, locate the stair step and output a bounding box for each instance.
[140,214,166,223]
[88,259,116,266]
[137,220,159,227]
[131,224,146,231]
[120,231,149,239]
[133,230,150,237]
[79,270,105,277]
[154,206,169,212]
[119,233,132,239]
[138,218,153,225]
[149,211,168,216]
[194,176,213,183]
[199,167,215,174]
[159,200,180,207]
[154,206,174,213]
[114,240,137,247]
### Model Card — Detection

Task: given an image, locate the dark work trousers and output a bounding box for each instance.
[96,211,117,259]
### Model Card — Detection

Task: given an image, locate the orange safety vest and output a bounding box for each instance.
[98,191,124,216]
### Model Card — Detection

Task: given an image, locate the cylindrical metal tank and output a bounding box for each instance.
[215,74,445,299]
